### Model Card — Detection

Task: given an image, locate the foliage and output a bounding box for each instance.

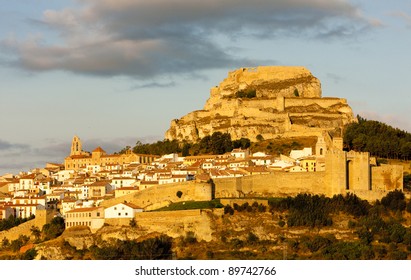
[10,235,29,252]
[155,200,223,211]
[176,190,183,198]
[256,134,264,142]
[403,173,411,192]
[268,193,371,228]
[380,190,406,212]
[232,138,251,149]
[20,248,37,260]
[131,140,182,155]
[129,218,137,228]
[42,216,65,241]
[344,115,411,159]
[235,88,257,99]
[91,235,173,260]
[30,226,41,242]
[0,215,35,232]
[199,132,233,154]
[224,205,234,215]
[232,202,267,213]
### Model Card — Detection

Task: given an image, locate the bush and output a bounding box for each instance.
[176,191,183,198]
[235,88,256,99]
[381,190,406,212]
[224,205,234,215]
[42,216,65,240]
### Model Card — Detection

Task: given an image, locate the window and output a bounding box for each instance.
[125,212,128,216]
[97,212,100,217]
[118,213,121,216]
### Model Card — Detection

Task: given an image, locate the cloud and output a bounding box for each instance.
[130,81,177,90]
[326,72,345,84]
[1,0,374,78]
[0,135,162,175]
[390,11,411,28]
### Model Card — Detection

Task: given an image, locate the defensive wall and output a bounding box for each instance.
[100,180,212,210]
[214,172,327,199]
[0,209,54,242]
[213,149,403,202]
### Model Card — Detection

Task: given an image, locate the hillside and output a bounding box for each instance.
[344,116,411,160]
[2,192,411,260]
[165,66,356,142]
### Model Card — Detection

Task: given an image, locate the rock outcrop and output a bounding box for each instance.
[165,66,356,142]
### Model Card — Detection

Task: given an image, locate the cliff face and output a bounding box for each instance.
[165,66,356,142]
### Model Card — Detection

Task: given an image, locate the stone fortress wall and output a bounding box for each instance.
[213,146,403,202]
[0,209,54,242]
[100,180,212,210]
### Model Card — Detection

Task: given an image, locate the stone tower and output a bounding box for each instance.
[70,135,82,156]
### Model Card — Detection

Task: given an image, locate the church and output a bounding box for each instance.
[64,136,159,171]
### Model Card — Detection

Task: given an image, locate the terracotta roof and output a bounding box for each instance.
[92,147,106,153]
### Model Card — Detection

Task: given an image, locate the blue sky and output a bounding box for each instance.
[0,0,410,175]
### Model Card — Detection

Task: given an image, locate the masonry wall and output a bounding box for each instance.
[371,164,403,192]
[214,172,327,198]
[0,210,53,242]
[101,181,212,210]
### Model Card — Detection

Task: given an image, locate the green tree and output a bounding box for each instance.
[30,226,41,243]
[42,216,65,240]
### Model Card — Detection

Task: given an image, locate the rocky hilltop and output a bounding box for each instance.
[165,66,356,142]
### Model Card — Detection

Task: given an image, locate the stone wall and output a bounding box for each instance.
[214,172,327,199]
[371,164,403,192]
[0,210,53,242]
[100,181,212,210]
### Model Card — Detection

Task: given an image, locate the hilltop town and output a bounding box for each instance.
[0,66,409,260]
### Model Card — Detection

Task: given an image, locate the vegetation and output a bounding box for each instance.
[42,216,65,241]
[90,235,173,260]
[154,200,223,211]
[130,140,182,155]
[0,215,35,232]
[344,115,411,159]
[235,88,257,99]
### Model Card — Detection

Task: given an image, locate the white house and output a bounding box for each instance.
[289,148,312,160]
[231,148,250,159]
[104,202,143,219]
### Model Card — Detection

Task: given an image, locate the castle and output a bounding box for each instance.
[213,132,403,202]
[64,136,159,171]
[165,66,356,142]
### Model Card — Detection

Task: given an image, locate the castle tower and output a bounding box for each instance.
[315,135,326,157]
[70,136,83,156]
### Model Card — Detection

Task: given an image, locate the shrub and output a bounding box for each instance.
[235,88,256,99]
[176,191,183,198]
[381,190,406,212]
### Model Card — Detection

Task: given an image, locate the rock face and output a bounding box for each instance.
[165,66,356,142]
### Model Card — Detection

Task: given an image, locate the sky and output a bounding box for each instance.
[0,0,410,175]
